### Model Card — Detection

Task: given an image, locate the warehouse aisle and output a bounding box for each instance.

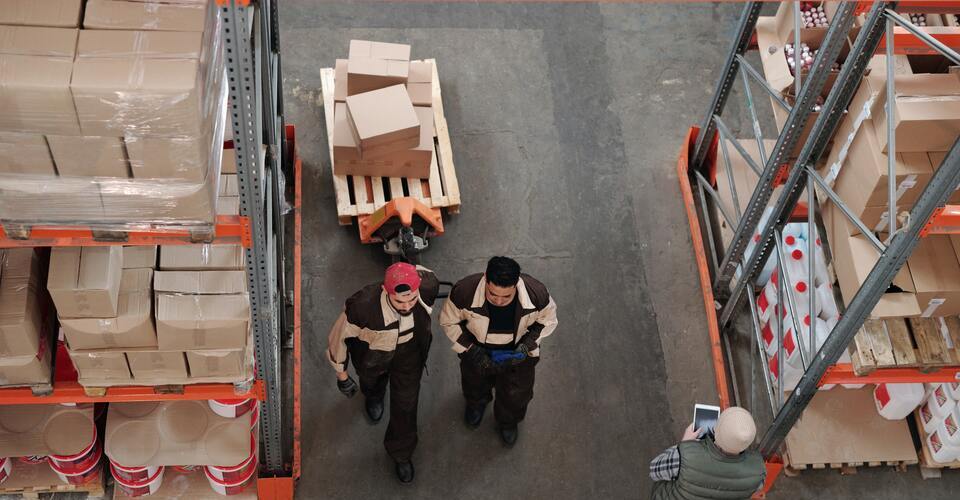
[279,2,960,499]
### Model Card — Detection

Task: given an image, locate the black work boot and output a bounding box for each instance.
[498,424,518,447]
[464,403,487,429]
[365,397,384,424]
[395,460,415,484]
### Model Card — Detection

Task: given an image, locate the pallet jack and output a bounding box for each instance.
[357,197,445,263]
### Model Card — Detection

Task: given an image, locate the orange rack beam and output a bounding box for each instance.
[877,27,960,55]
[0,380,263,405]
[820,364,960,385]
[0,215,252,249]
[857,2,960,15]
[921,205,960,236]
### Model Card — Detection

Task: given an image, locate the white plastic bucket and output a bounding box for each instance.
[209,399,257,419]
[112,465,164,497]
[49,445,101,486]
[110,458,161,484]
[49,427,99,473]
[948,382,960,401]
[206,432,257,483]
[939,405,960,447]
[927,384,956,419]
[874,383,925,420]
[928,427,960,464]
[205,460,256,496]
[0,457,11,485]
[920,397,947,434]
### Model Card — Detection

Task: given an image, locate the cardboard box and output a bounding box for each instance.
[0,0,84,28]
[929,152,960,204]
[219,175,238,196]
[47,136,129,178]
[60,269,156,350]
[105,401,251,466]
[907,235,960,317]
[48,246,123,318]
[0,405,94,458]
[345,85,420,158]
[405,60,433,106]
[756,12,844,96]
[870,73,960,153]
[68,349,132,382]
[154,270,247,294]
[334,104,434,178]
[125,135,209,182]
[346,39,410,95]
[127,350,188,380]
[0,26,80,135]
[0,249,45,358]
[0,133,57,176]
[76,29,202,58]
[0,178,105,222]
[0,348,51,387]
[98,174,217,225]
[221,147,236,174]
[83,0,206,31]
[122,246,158,269]
[159,244,244,271]
[827,203,921,318]
[217,196,239,216]
[186,349,244,378]
[334,58,348,103]
[155,270,249,350]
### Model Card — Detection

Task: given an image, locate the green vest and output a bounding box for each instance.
[651,438,765,500]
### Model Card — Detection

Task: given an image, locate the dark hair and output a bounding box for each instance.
[485,257,521,287]
[393,284,411,293]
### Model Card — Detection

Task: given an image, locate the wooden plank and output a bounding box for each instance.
[940,316,960,363]
[407,173,424,200]
[352,176,375,215]
[866,319,897,366]
[885,319,918,366]
[389,177,405,201]
[427,147,445,208]
[0,460,105,497]
[372,176,386,208]
[909,318,953,366]
[426,58,461,211]
[319,68,356,225]
[851,328,879,375]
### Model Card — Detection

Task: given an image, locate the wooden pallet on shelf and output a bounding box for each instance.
[914,408,960,479]
[0,460,105,499]
[850,317,960,376]
[319,58,461,225]
[80,377,254,398]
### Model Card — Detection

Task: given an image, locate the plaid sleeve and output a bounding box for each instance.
[649,445,681,482]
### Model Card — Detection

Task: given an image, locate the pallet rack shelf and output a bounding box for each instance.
[680,1,960,495]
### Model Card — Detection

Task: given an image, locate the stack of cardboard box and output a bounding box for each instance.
[332,40,436,179]
[53,244,252,387]
[0,249,55,387]
[0,0,226,227]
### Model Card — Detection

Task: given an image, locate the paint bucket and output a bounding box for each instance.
[928,427,960,464]
[49,427,100,473]
[0,457,11,485]
[204,461,256,496]
[110,458,161,484]
[873,383,924,420]
[249,402,260,430]
[48,445,101,486]
[939,405,960,447]
[112,464,164,497]
[209,399,257,419]
[206,432,257,483]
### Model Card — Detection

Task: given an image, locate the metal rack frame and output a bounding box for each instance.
[681,0,960,492]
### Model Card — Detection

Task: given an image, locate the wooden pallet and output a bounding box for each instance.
[81,378,254,398]
[0,460,105,499]
[914,408,960,479]
[319,59,461,225]
[1,222,218,243]
[850,317,960,375]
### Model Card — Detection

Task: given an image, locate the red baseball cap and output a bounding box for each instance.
[383,262,421,295]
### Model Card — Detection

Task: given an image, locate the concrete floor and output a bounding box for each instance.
[280,2,960,499]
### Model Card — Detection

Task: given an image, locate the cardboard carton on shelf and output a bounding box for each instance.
[217,196,240,216]
[219,175,238,196]
[755,10,848,97]
[68,349,132,383]
[0,249,47,358]
[220,148,236,174]
[47,135,130,178]
[0,405,95,458]
[122,246,158,270]
[159,244,244,271]
[48,246,123,318]
[0,0,84,28]
[125,133,210,182]
[0,26,81,135]
[154,270,249,350]
[186,348,245,378]
[334,103,435,178]
[60,269,156,350]
[127,350,189,381]
[334,58,348,103]
[0,133,58,176]
[98,170,218,225]
[406,60,433,106]
[347,39,411,95]
[0,177,106,223]
[869,73,960,153]
[345,84,420,158]
[83,0,206,31]
[929,151,960,204]
[908,235,960,317]
[105,401,250,467]
[0,346,51,387]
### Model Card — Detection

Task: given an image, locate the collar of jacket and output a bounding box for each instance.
[470,275,536,310]
[379,288,433,325]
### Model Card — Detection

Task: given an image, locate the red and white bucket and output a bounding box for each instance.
[110,458,161,484]
[209,399,257,419]
[249,402,260,430]
[18,455,46,465]
[206,432,257,483]
[112,464,164,497]
[204,462,256,496]
[49,427,100,473]
[48,445,101,486]
[0,457,11,485]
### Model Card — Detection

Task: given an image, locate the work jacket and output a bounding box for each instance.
[651,438,765,500]
[327,267,439,373]
[440,273,558,356]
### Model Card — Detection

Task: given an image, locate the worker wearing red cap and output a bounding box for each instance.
[327,262,438,484]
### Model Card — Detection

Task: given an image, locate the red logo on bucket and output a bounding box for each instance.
[948,415,959,437]
[932,431,943,452]
[922,403,934,424]
[936,386,949,406]
[762,323,773,347]
[875,384,891,408]
[784,331,796,355]
[758,293,769,312]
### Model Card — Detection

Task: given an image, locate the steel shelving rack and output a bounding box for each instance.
[0,1,299,497]
[679,0,960,494]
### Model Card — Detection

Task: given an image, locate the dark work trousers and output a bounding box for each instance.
[355,340,424,462]
[460,356,539,428]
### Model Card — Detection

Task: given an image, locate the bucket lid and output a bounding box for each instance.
[111,464,164,488]
[209,432,256,472]
[109,458,151,473]
[49,445,102,476]
[204,462,256,487]
[50,426,98,461]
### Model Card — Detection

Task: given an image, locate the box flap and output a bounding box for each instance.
[0,0,83,28]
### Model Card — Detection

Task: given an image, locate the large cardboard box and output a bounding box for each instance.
[870,73,960,153]
[220,147,236,174]
[127,351,188,381]
[907,235,960,317]
[219,175,238,197]
[928,151,960,204]
[334,58,348,103]
[0,133,57,176]
[217,196,239,216]
[333,103,434,178]
[406,61,433,106]
[124,134,209,182]
[186,349,244,378]
[0,249,45,358]
[76,29,202,58]
[346,39,410,95]
[0,405,94,458]
[83,0,206,31]
[155,270,249,350]
[159,244,243,271]
[60,269,156,350]
[122,246,158,269]
[48,246,123,318]
[756,11,844,97]
[0,347,51,386]
[46,136,129,178]
[0,26,80,135]
[345,85,420,159]
[154,270,246,294]
[0,178,105,223]
[0,0,84,28]
[68,349,132,382]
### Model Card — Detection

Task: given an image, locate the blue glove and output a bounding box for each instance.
[490,349,525,365]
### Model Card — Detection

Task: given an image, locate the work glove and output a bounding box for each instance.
[512,326,541,364]
[337,375,359,398]
[462,345,494,373]
[490,349,525,366]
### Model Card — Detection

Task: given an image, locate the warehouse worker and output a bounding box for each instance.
[440,256,558,446]
[327,262,439,484]
[649,407,766,499]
